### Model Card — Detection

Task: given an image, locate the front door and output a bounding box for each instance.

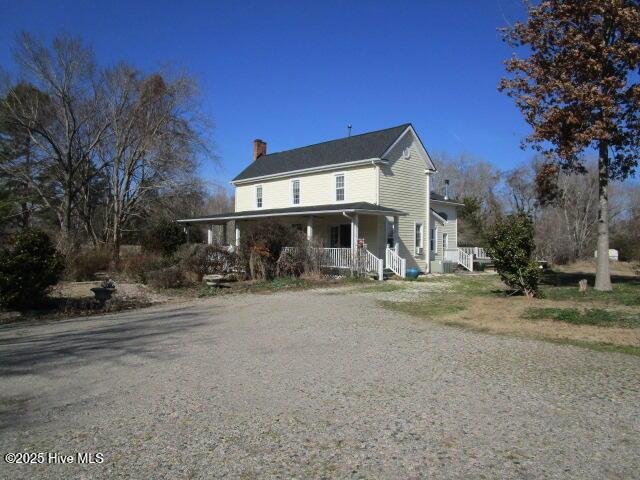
[330,224,351,248]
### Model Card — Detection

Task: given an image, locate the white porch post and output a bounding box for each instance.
[207,225,214,245]
[235,222,241,247]
[393,215,399,253]
[307,216,314,241]
[351,214,359,272]
[351,214,359,250]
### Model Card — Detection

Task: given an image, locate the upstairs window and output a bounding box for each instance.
[335,174,345,202]
[256,185,263,208]
[292,179,300,205]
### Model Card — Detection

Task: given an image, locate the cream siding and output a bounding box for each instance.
[378,132,428,270]
[431,203,458,261]
[235,165,377,212]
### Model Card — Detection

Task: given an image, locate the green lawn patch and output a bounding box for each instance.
[522,307,639,328]
[541,273,640,307]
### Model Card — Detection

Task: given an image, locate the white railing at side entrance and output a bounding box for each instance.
[385,246,406,278]
[459,247,490,260]
[457,248,473,272]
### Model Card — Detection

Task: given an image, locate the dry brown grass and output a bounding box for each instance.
[445,295,640,348]
[555,259,639,277]
[379,273,640,355]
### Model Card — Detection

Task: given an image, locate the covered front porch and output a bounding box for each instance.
[178,202,408,278]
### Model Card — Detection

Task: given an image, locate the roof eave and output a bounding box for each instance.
[177,206,406,223]
[431,198,465,207]
[230,158,386,185]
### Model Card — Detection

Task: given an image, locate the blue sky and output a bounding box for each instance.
[1,0,532,191]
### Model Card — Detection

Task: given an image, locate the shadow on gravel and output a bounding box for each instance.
[0,305,217,377]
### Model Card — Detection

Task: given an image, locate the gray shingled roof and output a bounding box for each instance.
[177,202,405,223]
[233,124,411,182]
[430,192,464,205]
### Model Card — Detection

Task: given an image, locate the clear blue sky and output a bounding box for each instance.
[1,0,532,191]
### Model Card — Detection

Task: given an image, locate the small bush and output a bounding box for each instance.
[141,219,187,257]
[67,247,112,281]
[0,230,65,309]
[238,222,297,280]
[275,232,327,278]
[487,212,540,297]
[174,244,239,281]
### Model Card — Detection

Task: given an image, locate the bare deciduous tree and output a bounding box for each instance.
[431,152,503,244]
[0,33,110,252]
[97,65,208,262]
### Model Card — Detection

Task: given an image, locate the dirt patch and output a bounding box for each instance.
[52,281,175,304]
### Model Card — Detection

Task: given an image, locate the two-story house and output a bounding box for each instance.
[178,124,470,276]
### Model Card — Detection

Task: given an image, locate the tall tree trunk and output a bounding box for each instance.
[111,208,122,267]
[111,231,121,268]
[20,201,30,229]
[595,141,612,291]
[58,184,75,255]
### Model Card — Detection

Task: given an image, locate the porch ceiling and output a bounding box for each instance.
[177,202,406,224]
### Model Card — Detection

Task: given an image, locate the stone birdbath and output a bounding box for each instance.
[91,279,117,305]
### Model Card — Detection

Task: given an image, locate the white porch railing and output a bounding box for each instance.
[385,246,406,278]
[459,247,490,260]
[281,246,353,269]
[457,248,473,272]
[323,248,353,269]
[363,249,384,281]
[281,246,404,279]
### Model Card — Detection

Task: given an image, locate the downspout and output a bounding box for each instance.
[425,170,432,274]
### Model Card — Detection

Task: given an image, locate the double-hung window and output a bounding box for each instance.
[430,228,436,253]
[256,185,263,208]
[335,174,345,202]
[415,222,424,255]
[291,179,300,205]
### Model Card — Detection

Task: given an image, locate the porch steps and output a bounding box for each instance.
[382,268,395,280]
[367,268,394,281]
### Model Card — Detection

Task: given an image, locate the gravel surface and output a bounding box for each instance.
[1,287,638,479]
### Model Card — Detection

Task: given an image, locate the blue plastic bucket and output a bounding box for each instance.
[406,267,420,279]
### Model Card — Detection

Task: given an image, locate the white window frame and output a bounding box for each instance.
[291,179,300,205]
[255,184,263,209]
[414,221,424,256]
[334,172,346,203]
[443,232,449,250]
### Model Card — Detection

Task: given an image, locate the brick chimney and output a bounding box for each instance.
[253,139,267,161]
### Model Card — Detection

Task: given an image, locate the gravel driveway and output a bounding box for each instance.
[1,287,638,479]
